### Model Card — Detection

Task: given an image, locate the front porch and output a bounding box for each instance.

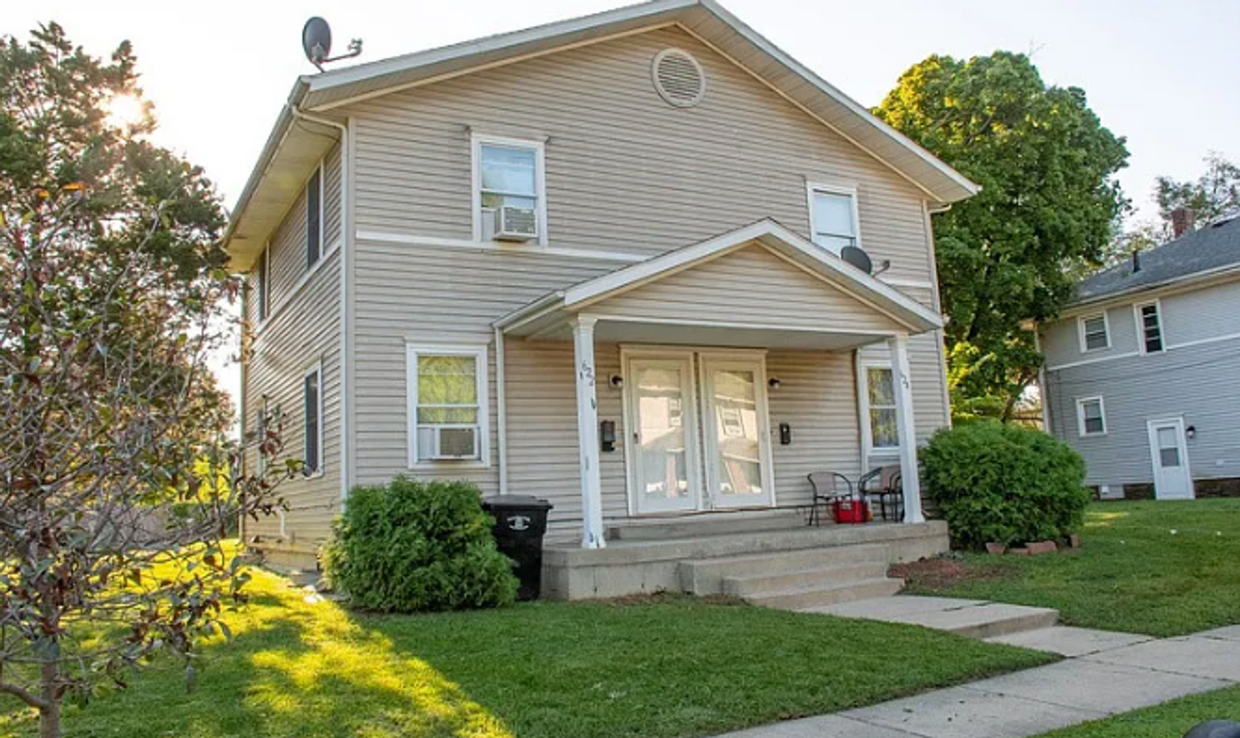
[495,220,945,561]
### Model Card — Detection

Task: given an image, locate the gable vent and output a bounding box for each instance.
[652,48,706,108]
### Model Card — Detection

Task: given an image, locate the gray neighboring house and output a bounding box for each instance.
[1039,212,1240,500]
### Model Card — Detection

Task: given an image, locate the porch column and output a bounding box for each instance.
[887,334,926,524]
[572,316,606,549]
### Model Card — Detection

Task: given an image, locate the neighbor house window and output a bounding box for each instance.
[255,247,269,323]
[808,184,859,254]
[472,134,546,244]
[1079,313,1110,352]
[306,164,323,269]
[861,364,899,451]
[303,363,323,476]
[1077,396,1106,437]
[1137,302,1163,353]
[407,346,489,465]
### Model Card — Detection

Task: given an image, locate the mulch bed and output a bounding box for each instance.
[889,556,1012,589]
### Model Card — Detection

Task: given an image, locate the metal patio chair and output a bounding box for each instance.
[859,464,904,522]
[806,471,853,526]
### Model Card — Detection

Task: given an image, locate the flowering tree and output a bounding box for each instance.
[0,24,283,738]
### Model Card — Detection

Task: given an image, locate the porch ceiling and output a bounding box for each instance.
[524,318,894,351]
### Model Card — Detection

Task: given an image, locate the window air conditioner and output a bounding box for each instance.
[493,206,538,241]
[419,426,479,460]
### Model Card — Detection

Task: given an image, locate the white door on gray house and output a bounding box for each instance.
[1146,418,1194,500]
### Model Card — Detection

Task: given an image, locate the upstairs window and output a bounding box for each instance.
[408,346,489,465]
[1137,302,1163,353]
[472,134,546,244]
[306,164,323,269]
[808,184,859,254]
[1077,396,1106,437]
[1079,313,1110,352]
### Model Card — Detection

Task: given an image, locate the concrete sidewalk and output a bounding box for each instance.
[712,624,1240,738]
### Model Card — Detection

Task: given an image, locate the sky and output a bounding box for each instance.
[12,0,1240,409]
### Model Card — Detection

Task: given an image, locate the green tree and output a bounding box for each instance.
[0,24,283,737]
[1155,151,1240,227]
[874,52,1129,420]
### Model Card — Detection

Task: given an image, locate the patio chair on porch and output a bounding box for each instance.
[859,465,904,522]
[806,472,853,526]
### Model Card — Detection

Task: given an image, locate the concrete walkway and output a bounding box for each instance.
[712,620,1240,738]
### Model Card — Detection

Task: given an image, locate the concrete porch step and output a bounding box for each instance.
[606,509,807,541]
[806,595,1061,640]
[721,561,890,597]
[680,543,891,594]
[747,578,904,610]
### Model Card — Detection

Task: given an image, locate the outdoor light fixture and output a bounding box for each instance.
[768,377,781,389]
[1186,425,1197,440]
[610,374,624,388]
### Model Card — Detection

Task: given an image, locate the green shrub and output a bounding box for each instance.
[920,421,1091,550]
[323,477,518,612]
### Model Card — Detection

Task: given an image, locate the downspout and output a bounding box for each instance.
[288,103,352,505]
[494,326,509,495]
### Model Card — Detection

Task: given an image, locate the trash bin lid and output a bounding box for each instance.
[482,495,554,510]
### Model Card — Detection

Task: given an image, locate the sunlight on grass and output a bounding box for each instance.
[1083,510,1129,528]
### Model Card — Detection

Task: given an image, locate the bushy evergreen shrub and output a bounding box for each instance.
[323,477,518,612]
[920,421,1091,550]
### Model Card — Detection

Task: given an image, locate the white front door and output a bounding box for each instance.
[626,355,701,514]
[1147,418,1194,500]
[700,355,775,510]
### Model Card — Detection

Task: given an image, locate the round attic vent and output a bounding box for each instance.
[652,48,706,108]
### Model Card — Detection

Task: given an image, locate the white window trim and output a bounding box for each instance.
[303,361,324,478]
[805,181,862,255]
[856,355,900,461]
[1076,395,1107,437]
[1134,299,1165,354]
[1077,312,1111,354]
[406,344,491,469]
[470,133,548,247]
[306,160,325,270]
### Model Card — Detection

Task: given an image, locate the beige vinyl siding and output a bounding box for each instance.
[766,349,864,506]
[352,239,622,495]
[242,144,343,555]
[590,244,909,334]
[345,26,937,289]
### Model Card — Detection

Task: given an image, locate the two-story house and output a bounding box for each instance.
[224,0,979,601]
[1039,212,1240,501]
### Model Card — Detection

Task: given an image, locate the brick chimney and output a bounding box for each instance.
[1171,207,1195,238]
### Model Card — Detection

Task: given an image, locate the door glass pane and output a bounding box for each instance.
[1157,427,1181,467]
[635,366,690,502]
[711,369,762,499]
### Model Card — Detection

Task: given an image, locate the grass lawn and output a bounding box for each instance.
[0,568,1051,738]
[1035,685,1240,738]
[904,499,1240,637]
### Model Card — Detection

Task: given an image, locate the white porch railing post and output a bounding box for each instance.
[887,334,925,524]
[572,316,606,548]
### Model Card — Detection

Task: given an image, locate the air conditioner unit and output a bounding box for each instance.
[418,426,479,460]
[493,206,537,241]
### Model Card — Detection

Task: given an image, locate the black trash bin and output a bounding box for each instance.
[481,495,554,601]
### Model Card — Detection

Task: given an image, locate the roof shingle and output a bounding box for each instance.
[1073,216,1240,304]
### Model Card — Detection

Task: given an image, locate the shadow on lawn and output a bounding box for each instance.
[2,577,513,738]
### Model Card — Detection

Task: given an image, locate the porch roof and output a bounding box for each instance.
[494,220,944,350]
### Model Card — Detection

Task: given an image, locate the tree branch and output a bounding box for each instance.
[0,679,52,711]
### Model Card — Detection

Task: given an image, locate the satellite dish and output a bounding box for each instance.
[840,245,873,275]
[303,17,332,70]
[301,18,362,72]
